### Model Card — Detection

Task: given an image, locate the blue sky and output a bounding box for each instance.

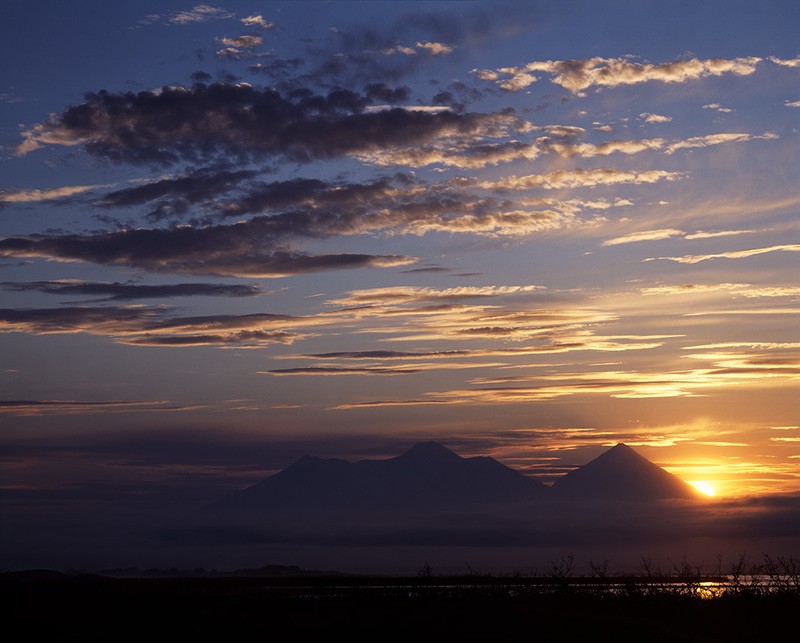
[1,2,799,569]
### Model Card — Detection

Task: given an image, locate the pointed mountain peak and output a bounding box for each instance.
[602,442,646,461]
[553,443,701,501]
[398,441,462,462]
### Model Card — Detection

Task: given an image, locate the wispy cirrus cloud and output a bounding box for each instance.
[683,229,757,240]
[0,184,106,205]
[263,361,497,377]
[664,131,777,154]
[334,347,800,408]
[0,399,195,417]
[646,244,800,264]
[602,228,684,246]
[640,284,800,298]
[325,285,543,307]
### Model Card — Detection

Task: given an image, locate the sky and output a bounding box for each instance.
[1,1,798,571]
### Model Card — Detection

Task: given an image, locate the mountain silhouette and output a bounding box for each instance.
[209,441,548,516]
[552,443,702,501]
[176,441,708,549]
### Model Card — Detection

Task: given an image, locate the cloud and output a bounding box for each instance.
[264,366,424,376]
[415,41,454,55]
[216,47,245,60]
[241,15,273,29]
[665,132,777,154]
[602,228,684,246]
[377,41,454,57]
[16,83,508,165]
[261,361,499,376]
[475,56,762,94]
[480,168,683,191]
[640,113,672,123]
[0,184,105,204]
[218,35,262,49]
[170,4,234,25]
[769,56,800,67]
[2,280,262,302]
[220,174,596,238]
[0,91,23,104]
[98,167,256,220]
[683,229,756,240]
[703,103,734,113]
[640,283,800,298]
[354,121,770,169]
[334,350,800,407]
[570,138,667,157]
[0,222,415,277]
[326,285,542,307]
[379,44,417,56]
[0,305,158,335]
[646,244,800,264]
[0,399,186,417]
[356,139,543,169]
[0,306,310,348]
[784,100,800,108]
[122,329,296,347]
[0,165,656,275]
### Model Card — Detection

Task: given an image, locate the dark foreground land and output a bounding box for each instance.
[4,571,799,642]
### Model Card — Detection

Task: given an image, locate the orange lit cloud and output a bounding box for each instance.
[0,399,195,417]
[602,228,684,246]
[664,131,777,154]
[646,244,800,264]
[0,184,106,204]
[0,306,313,348]
[641,284,800,298]
[474,56,762,94]
[479,168,683,191]
[325,285,543,307]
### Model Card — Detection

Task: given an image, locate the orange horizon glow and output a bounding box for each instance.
[689,481,717,497]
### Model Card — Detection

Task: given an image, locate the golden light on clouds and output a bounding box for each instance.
[689,481,717,496]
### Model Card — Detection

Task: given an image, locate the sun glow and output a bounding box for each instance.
[689,481,717,496]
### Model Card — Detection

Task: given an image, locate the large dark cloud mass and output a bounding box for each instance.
[0,222,414,277]
[2,280,261,301]
[20,83,503,166]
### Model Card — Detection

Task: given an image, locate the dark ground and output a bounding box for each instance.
[4,572,798,642]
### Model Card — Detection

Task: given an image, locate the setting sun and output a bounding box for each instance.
[689,481,717,497]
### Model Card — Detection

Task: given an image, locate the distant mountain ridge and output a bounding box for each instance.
[210,440,549,516]
[209,441,700,519]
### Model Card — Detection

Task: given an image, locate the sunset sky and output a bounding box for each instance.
[1,1,799,569]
